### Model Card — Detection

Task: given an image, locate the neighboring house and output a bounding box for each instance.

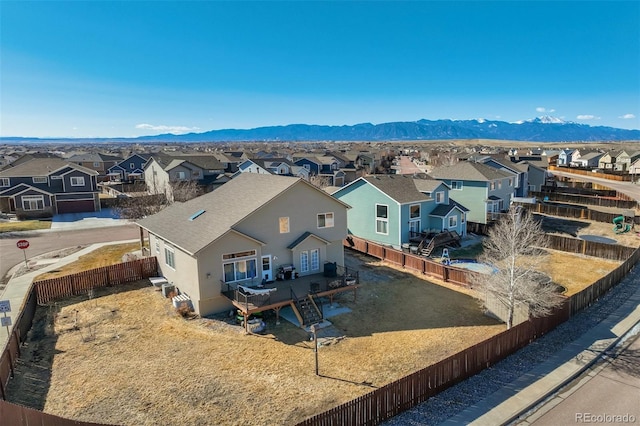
[331,175,467,250]
[233,158,296,177]
[107,154,150,182]
[477,157,529,197]
[557,149,577,166]
[613,151,631,171]
[294,156,346,186]
[144,153,225,198]
[212,152,248,173]
[598,151,620,170]
[137,173,350,316]
[67,153,123,179]
[0,157,100,218]
[570,151,604,168]
[519,162,548,193]
[429,161,516,224]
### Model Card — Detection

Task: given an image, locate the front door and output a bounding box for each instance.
[409,220,420,237]
[261,255,272,282]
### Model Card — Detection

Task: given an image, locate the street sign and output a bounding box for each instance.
[16,239,30,250]
[1,316,11,327]
[0,300,11,313]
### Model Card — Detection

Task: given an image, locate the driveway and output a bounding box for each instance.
[50,208,131,230]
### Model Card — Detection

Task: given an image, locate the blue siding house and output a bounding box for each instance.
[331,175,468,250]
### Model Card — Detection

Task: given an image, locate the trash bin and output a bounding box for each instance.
[324,261,337,277]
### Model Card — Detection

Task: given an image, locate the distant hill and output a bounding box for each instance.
[3,116,640,143]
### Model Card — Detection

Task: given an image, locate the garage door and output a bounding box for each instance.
[56,200,96,214]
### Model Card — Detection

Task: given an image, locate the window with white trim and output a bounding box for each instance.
[303,164,310,170]
[410,204,420,219]
[451,181,463,190]
[310,249,319,271]
[130,163,135,169]
[300,251,309,273]
[461,213,466,223]
[32,176,47,184]
[435,191,444,203]
[0,178,9,187]
[222,250,257,283]
[448,215,457,228]
[176,171,186,180]
[279,217,290,233]
[155,240,160,254]
[22,195,44,211]
[376,204,388,235]
[164,246,176,269]
[70,176,85,186]
[93,162,101,167]
[317,212,334,228]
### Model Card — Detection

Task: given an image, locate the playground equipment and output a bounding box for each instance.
[612,216,632,234]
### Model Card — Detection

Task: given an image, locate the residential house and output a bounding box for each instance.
[67,153,123,179]
[557,149,577,166]
[429,161,516,224]
[570,151,604,169]
[331,175,468,250]
[137,173,350,316]
[518,162,548,193]
[613,151,632,171]
[234,158,296,177]
[0,157,100,218]
[144,153,225,199]
[107,154,150,182]
[477,157,529,197]
[598,151,622,170]
[294,156,346,186]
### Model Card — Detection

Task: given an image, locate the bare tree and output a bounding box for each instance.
[309,174,332,189]
[473,207,564,329]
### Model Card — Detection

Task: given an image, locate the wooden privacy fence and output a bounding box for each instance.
[520,202,640,225]
[549,165,632,182]
[296,303,570,426]
[347,237,478,287]
[530,191,638,209]
[34,257,158,305]
[547,235,636,260]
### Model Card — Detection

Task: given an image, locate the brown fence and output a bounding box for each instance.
[531,191,638,209]
[33,257,158,305]
[347,237,478,287]
[523,202,640,225]
[297,302,571,426]
[549,165,633,182]
[547,235,636,260]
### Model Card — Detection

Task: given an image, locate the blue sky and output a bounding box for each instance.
[1,1,639,138]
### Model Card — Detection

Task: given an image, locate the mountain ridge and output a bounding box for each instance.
[2,117,639,143]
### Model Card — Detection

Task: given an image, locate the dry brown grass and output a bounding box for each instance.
[0,220,51,233]
[11,256,504,426]
[34,242,140,280]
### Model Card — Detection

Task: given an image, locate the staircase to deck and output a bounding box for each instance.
[290,288,323,327]
[417,230,462,257]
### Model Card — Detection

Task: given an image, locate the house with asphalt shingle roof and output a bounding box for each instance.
[143,152,225,200]
[67,152,123,177]
[137,173,350,316]
[0,157,100,218]
[331,175,468,250]
[429,161,515,224]
[107,154,151,182]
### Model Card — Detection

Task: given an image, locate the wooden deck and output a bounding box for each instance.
[222,271,359,319]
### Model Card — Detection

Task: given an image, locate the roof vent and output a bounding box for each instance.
[188,209,206,221]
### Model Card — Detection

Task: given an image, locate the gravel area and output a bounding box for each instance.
[384,262,640,425]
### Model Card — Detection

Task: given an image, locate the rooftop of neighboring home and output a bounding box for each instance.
[67,153,123,163]
[149,152,224,171]
[429,161,515,182]
[339,175,433,204]
[0,157,98,177]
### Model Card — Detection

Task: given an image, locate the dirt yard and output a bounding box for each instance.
[8,252,504,426]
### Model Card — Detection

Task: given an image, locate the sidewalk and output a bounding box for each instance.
[0,240,139,349]
[441,270,640,425]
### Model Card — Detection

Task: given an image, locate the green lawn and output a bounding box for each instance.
[0,220,52,233]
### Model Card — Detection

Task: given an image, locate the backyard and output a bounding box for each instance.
[5,216,633,425]
[8,251,505,426]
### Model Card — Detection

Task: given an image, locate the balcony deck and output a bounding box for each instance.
[221,268,359,319]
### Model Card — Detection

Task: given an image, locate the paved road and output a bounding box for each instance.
[0,224,140,284]
[519,333,640,425]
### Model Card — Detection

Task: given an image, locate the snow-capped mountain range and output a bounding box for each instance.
[4,116,639,143]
